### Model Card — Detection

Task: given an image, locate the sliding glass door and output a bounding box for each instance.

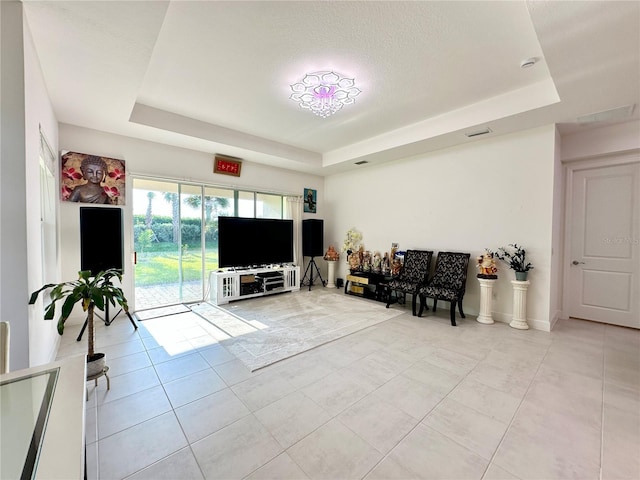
[203,187,234,275]
[132,178,288,311]
[133,179,216,310]
[133,179,182,309]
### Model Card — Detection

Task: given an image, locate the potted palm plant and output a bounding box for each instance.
[493,244,534,281]
[29,268,130,377]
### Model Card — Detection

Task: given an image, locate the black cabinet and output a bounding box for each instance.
[344,271,392,302]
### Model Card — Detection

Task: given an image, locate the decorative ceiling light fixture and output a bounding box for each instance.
[290,71,361,118]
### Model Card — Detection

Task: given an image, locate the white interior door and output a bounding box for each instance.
[567,160,640,328]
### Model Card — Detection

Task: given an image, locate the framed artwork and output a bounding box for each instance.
[61,151,126,205]
[214,155,242,177]
[304,188,317,213]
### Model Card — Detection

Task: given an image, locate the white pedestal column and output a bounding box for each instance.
[510,280,530,330]
[476,277,497,324]
[326,260,337,288]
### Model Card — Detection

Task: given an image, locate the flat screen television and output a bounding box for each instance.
[218,216,294,268]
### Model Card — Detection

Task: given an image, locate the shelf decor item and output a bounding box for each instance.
[476,250,498,279]
[29,268,131,377]
[493,243,533,281]
[342,228,362,255]
[342,227,363,271]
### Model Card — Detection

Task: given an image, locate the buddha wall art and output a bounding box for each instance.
[61,151,126,205]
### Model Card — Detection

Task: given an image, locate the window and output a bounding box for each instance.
[256,193,284,219]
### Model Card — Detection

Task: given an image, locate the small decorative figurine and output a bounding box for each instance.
[323,245,340,261]
[372,251,382,273]
[382,252,390,274]
[349,250,361,271]
[362,251,372,272]
[391,256,403,276]
[477,250,498,278]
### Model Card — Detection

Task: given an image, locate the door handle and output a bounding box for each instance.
[572,260,585,265]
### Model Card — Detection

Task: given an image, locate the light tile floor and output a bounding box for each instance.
[56,290,640,480]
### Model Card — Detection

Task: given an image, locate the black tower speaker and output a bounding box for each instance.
[80,206,124,276]
[302,219,324,257]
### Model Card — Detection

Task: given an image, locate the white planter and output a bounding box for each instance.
[86,353,106,377]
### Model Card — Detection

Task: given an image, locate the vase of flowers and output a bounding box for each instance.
[493,244,533,280]
[342,228,363,271]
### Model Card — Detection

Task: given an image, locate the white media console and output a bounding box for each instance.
[209,265,300,305]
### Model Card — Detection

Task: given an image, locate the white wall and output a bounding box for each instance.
[548,127,564,329]
[561,120,640,161]
[24,9,61,365]
[325,125,558,331]
[58,124,324,311]
[0,2,59,369]
[1,1,30,369]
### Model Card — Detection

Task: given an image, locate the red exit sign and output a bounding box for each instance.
[214,155,242,177]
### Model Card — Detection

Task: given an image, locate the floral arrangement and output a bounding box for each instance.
[342,228,363,254]
[493,244,534,272]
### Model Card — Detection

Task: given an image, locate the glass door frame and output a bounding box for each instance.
[132,178,208,310]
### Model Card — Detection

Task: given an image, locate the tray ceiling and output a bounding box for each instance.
[23,1,640,175]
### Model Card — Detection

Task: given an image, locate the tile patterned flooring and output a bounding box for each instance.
[56,290,640,480]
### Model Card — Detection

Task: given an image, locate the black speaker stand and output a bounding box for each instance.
[77,301,137,342]
[301,256,325,291]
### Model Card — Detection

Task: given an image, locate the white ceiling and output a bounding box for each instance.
[23,1,640,176]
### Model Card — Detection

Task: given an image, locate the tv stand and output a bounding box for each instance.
[209,265,300,305]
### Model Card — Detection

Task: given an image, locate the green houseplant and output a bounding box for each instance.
[493,244,534,281]
[29,268,130,377]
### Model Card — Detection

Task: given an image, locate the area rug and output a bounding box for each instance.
[134,304,191,321]
[190,290,404,371]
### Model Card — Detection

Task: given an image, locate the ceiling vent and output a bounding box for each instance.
[354,160,369,165]
[465,127,492,138]
[577,104,636,125]
[520,57,537,68]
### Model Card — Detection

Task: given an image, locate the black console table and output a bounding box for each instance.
[345,271,393,302]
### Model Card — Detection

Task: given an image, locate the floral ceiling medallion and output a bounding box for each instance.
[290,71,361,118]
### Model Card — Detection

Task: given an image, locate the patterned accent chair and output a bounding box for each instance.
[385,250,433,316]
[418,251,471,326]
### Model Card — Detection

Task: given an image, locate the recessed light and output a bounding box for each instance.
[520,58,537,68]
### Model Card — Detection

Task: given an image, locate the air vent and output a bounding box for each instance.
[465,128,492,138]
[354,160,369,165]
[577,104,636,125]
[520,58,537,69]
